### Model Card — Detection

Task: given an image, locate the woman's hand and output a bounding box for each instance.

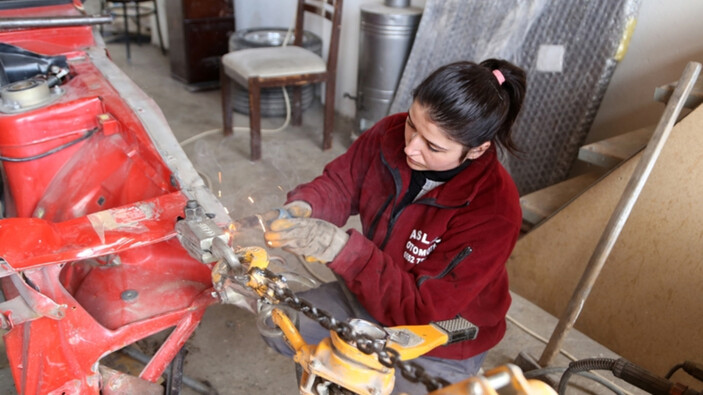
[264,217,348,263]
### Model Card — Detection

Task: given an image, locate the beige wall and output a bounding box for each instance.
[228,1,703,132]
[588,0,703,144]
[509,103,703,384]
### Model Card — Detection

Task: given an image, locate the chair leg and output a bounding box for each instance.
[221,65,233,136]
[322,77,336,150]
[152,0,165,54]
[122,2,130,61]
[135,1,141,45]
[249,79,262,161]
[292,86,302,126]
[99,0,106,35]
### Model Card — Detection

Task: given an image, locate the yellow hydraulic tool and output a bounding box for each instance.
[211,245,272,308]
[272,308,395,395]
[210,243,555,395]
[271,307,485,395]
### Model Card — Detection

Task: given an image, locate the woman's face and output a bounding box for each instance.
[404,101,468,171]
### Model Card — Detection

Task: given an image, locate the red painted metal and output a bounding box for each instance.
[0,3,221,393]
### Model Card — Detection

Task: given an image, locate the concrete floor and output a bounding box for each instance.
[0,33,645,394]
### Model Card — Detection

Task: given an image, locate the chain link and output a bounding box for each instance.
[260,269,451,392]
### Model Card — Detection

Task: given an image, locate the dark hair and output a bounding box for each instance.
[412,59,526,155]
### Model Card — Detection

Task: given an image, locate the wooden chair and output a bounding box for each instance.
[220,0,343,161]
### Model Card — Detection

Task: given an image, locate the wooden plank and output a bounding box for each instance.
[520,172,603,227]
[654,75,703,108]
[578,125,654,168]
[508,103,703,382]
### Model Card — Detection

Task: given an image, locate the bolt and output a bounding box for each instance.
[121,289,138,302]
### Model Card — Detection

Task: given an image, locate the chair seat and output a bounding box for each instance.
[222,46,326,84]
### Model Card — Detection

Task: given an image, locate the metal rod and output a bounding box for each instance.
[0,14,113,29]
[538,61,702,367]
[121,346,216,394]
[166,347,185,395]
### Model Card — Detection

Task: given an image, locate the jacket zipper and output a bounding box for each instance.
[370,153,402,244]
[416,245,473,287]
[376,152,473,279]
[366,194,393,241]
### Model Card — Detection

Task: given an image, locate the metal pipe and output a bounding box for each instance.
[0,14,113,29]
[165,348,185,395]
[121,346,216,395]
[538,61,702,367]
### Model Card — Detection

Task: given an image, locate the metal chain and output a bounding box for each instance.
[257,268,451,392]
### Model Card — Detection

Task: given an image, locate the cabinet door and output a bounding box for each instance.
[183,0,233,20]
[181,17,234,84]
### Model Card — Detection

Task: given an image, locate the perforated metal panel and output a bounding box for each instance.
[389,0,641,194]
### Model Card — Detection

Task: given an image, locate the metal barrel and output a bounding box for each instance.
[355,2,422,134]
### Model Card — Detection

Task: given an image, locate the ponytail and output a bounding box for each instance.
[479,58,526,155]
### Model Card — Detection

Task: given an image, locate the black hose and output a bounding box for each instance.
[666,363,685,379]
[667,361,703,382]
[0,127,97,162]
[524,367,625,395]
[558,358,617,395]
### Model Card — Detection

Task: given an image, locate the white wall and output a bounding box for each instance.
[232,1,703,135]
[587,0,703,143]
[233,0,426,120]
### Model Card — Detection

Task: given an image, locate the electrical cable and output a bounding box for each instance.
[0,127,98,162]
[196,169,213,191]
[666,361,703,382]
[524,366,625,395]
[667,363,685,379]
[505,314,633,395]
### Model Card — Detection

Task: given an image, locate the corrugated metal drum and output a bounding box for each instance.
[356,1,422,134]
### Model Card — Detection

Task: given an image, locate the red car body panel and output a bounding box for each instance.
[0,3,227,393]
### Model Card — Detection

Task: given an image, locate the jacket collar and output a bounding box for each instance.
[380,113,498,207]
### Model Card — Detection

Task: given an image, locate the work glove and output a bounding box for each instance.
[258,200,312,224]
[233,201,312,231]
[264,217,348,263]
[281,200,312,218]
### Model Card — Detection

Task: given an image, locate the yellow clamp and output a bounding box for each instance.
[385,324,449,361]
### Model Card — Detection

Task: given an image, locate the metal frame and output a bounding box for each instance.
[0,6,228,393]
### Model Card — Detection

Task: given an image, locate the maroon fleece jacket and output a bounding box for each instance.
[287,113,521,359]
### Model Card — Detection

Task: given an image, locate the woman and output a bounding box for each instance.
[263,58,526,393]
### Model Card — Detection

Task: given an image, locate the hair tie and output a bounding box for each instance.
[492,69,505,86]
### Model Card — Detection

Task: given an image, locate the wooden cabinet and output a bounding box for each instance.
[166,0,234,89]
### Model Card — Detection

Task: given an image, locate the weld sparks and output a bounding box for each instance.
[256,215,266,233]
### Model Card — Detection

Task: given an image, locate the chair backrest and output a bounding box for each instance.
[294,0,343,74]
